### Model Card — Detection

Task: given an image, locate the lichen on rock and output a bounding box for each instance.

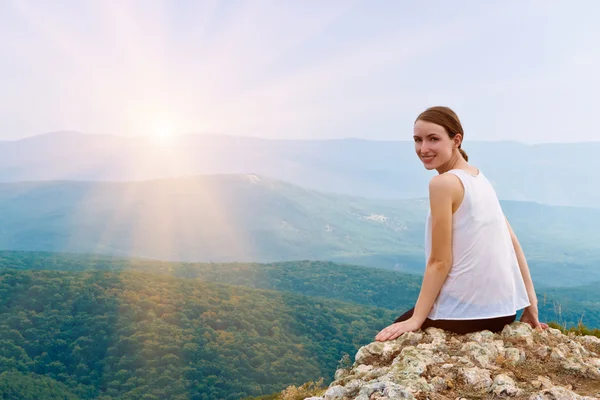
[305,322,600,400]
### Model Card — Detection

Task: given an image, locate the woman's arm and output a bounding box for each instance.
[412,174,457,322]
[505,217,537,307]
[375,174,458,341]
[505,217,547,329]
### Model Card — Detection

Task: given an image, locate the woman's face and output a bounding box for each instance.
[413,119,456,170]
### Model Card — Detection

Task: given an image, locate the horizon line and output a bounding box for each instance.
[2,130,599,146]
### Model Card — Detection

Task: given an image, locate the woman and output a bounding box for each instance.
[375,106,548,341]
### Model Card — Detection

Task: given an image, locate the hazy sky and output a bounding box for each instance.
[1,1,599,143]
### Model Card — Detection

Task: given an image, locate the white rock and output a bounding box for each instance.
[528,386,588,400]
[340,379,365,397]
[430,376,447,392]
[543,327,564,338]
[355,332,423,365]
[333,367,349,381]
[324,385,345,400]
[491,373,523,396]
[469,330,495,343]
[362,366,390,381]
[532,344,551,358]
[502,322,535,345]
[577,335,600,347]
[382,382,415,399]
[459,366,493,390]
[550,345,568,362]
[535,375,554,389]
[391,346,437,375]
[357,381,386,397]
[461,340,504,368]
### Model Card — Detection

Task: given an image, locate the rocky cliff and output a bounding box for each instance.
[306,322,600,399]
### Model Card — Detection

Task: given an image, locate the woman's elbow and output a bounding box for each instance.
[427,257,452,273]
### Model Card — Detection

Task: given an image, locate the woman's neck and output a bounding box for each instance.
[436,154,468,175]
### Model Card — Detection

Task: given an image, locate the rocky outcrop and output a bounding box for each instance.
[307,322,600,399]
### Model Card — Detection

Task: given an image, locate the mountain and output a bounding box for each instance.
[0,175,599,287]
[1,132,599,207]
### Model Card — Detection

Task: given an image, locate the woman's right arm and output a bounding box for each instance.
[505,217,537,307]
[505,217,547,329]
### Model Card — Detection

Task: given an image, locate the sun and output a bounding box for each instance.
[150,119,176,142]
[153,121,174,140]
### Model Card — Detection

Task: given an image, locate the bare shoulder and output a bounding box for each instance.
[429,173,462,194]
[429,174,464,208]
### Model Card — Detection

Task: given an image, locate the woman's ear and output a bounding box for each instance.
[454,134,463,148]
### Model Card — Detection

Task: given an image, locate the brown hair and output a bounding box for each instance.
[415,106,468,161]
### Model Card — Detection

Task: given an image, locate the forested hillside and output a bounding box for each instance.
[1,251,598,328]
[0,268,398,400]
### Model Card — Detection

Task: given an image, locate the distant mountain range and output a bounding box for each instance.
[0,174,598,287]
[1,131,599,207]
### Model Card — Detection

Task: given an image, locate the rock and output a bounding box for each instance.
[502,322,535,345]
[361,366,389,382]
[532,344,551,358]
[577,335,600,347]
[391,346,441,375]
[551,345,568,361]
[423,327,447,351]
[528,385,597,399]
[323,385,344,400]
[354,332,423,365]
[305,323,600,400]
[469,330,495,343]
[339,379,363,397]
[382,382,415,399]
[504,347,526,364]
[535,375,554,389]
[429,376,447,391]
[461,340,503,368]
[334,367,349,381]
[459,366,493,390]
[491,373,523,396]
[356,381,386,397]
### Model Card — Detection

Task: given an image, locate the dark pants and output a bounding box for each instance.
[394,308,516,334]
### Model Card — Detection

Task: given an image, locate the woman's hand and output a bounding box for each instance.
[520,304,549,329]
[375,317,423,342]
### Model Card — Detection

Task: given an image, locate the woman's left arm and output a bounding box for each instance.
[375,174,457,341]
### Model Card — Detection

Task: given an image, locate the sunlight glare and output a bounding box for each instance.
[153,120,175,141]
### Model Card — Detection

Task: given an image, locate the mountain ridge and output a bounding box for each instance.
[0,174,599,287]
[0,132,599,207]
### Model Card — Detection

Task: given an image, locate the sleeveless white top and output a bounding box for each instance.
[425,169,530,320]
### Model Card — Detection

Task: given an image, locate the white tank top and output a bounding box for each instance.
[425,169,531,320]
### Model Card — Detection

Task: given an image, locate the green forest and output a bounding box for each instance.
[0,268,397,399]
[1,250,598,328]
[1,251,600,399]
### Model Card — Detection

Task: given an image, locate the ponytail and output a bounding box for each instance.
[459,147,468,161]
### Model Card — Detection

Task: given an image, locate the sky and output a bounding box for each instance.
[1,0,599,143]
